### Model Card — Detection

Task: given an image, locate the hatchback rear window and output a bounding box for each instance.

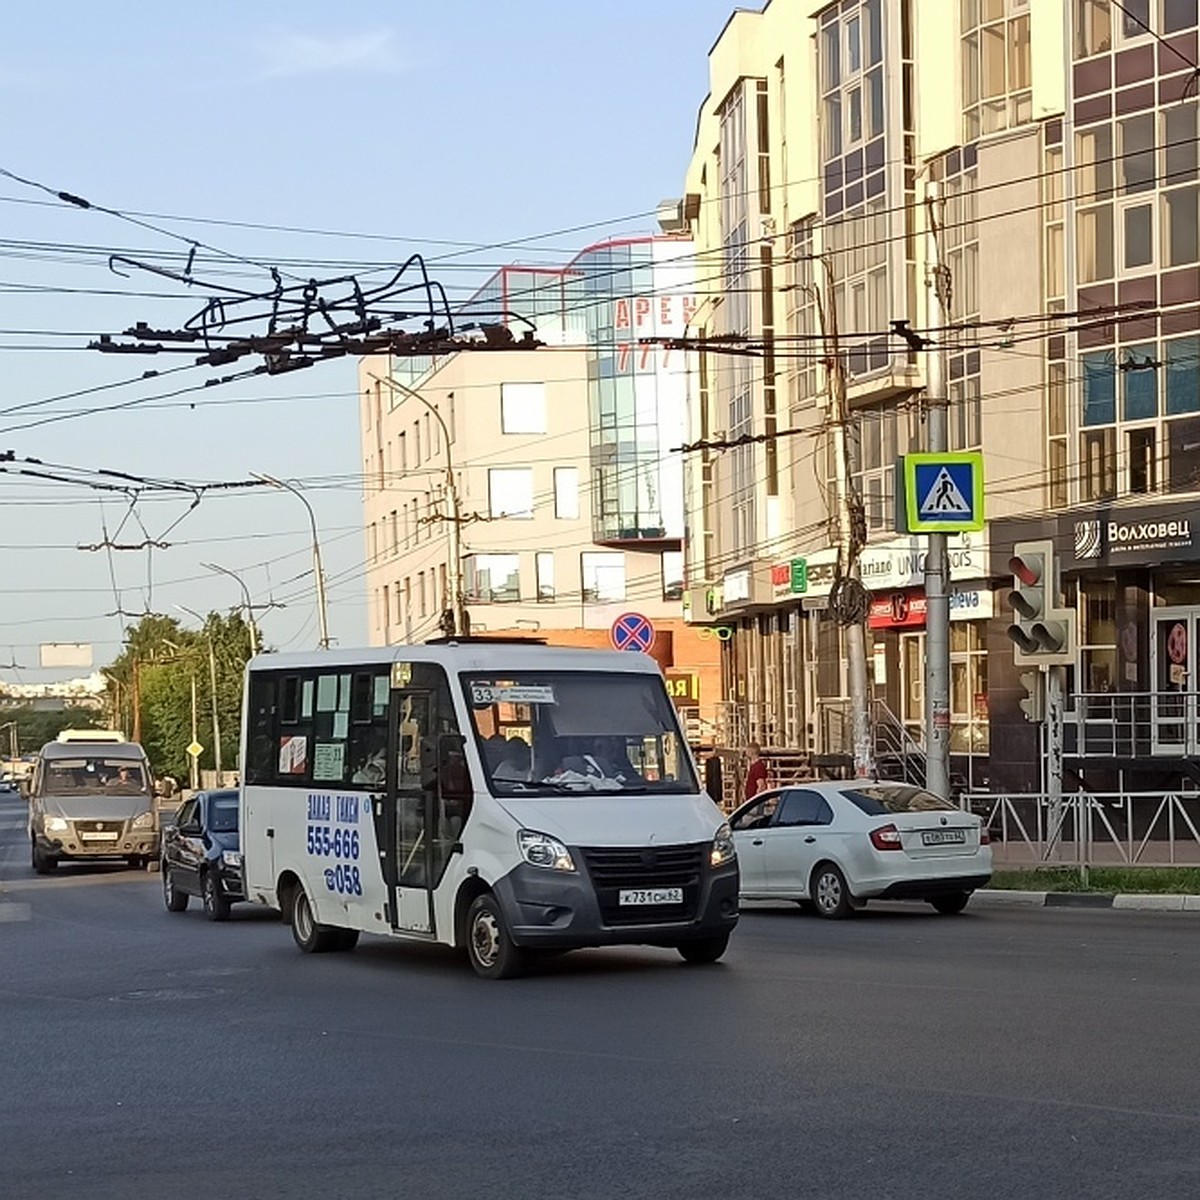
[840,785,957,815]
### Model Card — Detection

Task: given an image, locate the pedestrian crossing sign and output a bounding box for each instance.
[901,452,984,533]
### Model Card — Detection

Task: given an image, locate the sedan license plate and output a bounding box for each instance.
[619,887,683,906]
[921,830,967,846]
[80,831,119,841]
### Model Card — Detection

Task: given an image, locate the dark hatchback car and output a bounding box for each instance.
[162,789,244,921]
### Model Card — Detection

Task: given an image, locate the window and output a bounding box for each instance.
[418,572,427,618]
[775,790,834,827]
[1166,337,1200,416]
[1164,187,1199,266]
[661,550,684,601]
[581,553,626,603]
[413,421,421,465]
[963,0,1032,138]
[1076,204,1114,283]
[553,467,580,519]
[536,552,555,601]
[1083,353,1117,426]
[488,468,534,519]
[1073,0,1112,57]
[398,431,407,471]
[500,382,546,434]
[465,554,521,603]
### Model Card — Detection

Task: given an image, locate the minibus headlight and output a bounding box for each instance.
[131,811,155,830]
[44,816,69,834]
[518,829,576,872]
[710,822,736,868]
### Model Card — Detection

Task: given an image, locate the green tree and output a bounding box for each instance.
[103,612,256,780]
[0,705,106,755]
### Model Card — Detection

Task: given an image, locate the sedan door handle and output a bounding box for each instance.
[804,836,816,843]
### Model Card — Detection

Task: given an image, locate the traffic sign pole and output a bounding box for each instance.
[924,181,951,803]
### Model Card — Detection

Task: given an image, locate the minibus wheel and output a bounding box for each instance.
[677,933,730,965]
[466,892,526,980]
[291,887,339,953]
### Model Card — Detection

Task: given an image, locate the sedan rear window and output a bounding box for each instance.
[208,796,239,833]
[840,785,957,815]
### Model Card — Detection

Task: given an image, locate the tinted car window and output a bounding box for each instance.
[775,790,834,827]
[840,785,957,815]
[208,795,239,833]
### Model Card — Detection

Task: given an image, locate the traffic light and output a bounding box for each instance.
[1006,539,1075,665]
[1017,670,1044,722]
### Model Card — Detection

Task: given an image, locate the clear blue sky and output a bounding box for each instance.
[0,0,738,682]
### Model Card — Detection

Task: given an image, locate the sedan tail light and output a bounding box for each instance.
[869,823,903,851]
[979,826,991,845]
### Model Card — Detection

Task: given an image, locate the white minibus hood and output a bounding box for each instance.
[495,793,723,848]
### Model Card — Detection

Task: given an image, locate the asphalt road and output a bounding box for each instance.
[3,791,1200,1200]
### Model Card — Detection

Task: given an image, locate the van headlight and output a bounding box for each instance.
[222,850,243,868]
[517,829,576,872]
[710,822,736,868]
[131,811,155,830]
[44,816,69,834]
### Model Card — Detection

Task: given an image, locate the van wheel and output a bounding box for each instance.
[290,887,339,953]
[32,840,57,875]
[201,871,231,922]
[466,893,526,980]
[334,929,360,952]
[162,863,188,912]
[678,933,730,965]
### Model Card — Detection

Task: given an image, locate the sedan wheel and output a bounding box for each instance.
[811,862,854,920]
[201,870,231,922]
[162,862,188,912]
[930,891,970,916]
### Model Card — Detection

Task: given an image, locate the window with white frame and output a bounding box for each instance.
[661,550,684,601]
[465,554,521,603]
[553,467,580,519]
[488,468,534,519]
[500,382,546,434]
[962,0,1032,141]
[536,552,555,601]
[581,553,626,603]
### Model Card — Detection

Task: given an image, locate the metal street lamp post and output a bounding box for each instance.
[252,474,331,650]
[176,605,223,780]
[368,371,468,638]
[201,562,262,657]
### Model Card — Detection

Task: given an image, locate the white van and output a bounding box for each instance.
[239,642,738,978]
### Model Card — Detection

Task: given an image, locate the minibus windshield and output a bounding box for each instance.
[463,671,698,796]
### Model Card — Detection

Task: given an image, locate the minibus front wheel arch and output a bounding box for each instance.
[454,876,492,949]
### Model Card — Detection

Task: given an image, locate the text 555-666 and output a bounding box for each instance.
[306,825,360,859]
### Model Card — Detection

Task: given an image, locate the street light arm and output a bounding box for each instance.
[201,562,262,656]
[250,473,331,650]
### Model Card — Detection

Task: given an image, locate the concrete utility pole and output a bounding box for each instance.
[370,371,469,639]
[923,182,952,801]
[254,474,331,651]
[812,256,874,777]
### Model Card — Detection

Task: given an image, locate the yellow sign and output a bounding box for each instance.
[664,671,700,706]
[186,741,204,758]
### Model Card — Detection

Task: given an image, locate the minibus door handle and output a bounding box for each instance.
[751,838,763,846]
[804,835,816,844]
[266,828,274,838]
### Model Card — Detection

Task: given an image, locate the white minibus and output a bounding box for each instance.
[239,642,739,978]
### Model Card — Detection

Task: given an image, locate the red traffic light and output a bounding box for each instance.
[1009,553,1042,587]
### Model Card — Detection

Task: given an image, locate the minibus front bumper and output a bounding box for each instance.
[494,851,739,949]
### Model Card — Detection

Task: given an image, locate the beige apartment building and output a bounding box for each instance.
[681,0,1200,794]
[359,249,723,736]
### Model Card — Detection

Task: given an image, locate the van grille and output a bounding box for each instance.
[580,843,704,926]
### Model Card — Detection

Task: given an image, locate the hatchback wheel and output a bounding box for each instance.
[811,862,854,919]
[31,839,57,875]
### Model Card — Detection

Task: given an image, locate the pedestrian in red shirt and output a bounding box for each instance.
[744,742,768,800]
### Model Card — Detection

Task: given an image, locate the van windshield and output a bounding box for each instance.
[43,758,150,797]
[463,671,698,796]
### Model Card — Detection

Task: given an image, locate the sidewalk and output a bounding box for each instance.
[973,889,1200,912]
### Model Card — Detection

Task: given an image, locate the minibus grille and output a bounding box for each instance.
[581,843,704,926]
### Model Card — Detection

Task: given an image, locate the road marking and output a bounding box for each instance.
[0,901,32,922]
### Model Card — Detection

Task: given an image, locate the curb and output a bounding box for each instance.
[974,889,1200,912]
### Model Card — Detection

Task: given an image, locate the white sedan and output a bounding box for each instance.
[730,780,992,918]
